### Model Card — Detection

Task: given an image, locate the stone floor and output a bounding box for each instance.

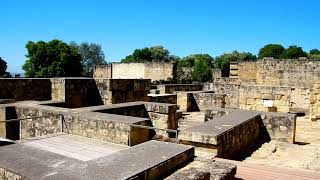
[243,116,320,172]
[23,134,128,161]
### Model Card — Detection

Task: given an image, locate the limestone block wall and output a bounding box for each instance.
[0,78,52,101]
[239,85,292,112]
[310,82,320,121]
[260,112,296,143]
[216,115,261,158]
[237,61,257,81]
[256,59,320,87]
[144,62,175,81]
[93,64,112,78]
[51,78,103,108]
[203,83,239,109]
[112,63,145,79]
[94,62,175,82]
[157,84,203,94]
[16,107,63,139]
[148,94,177,104]
[62,113,152,146]
[0,167,25,180]
[192,92,225,111]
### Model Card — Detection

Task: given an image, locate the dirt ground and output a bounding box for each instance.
[243,116,320,172]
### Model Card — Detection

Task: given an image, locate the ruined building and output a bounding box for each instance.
[0,58,320,179]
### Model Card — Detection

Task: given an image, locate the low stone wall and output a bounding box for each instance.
[177,91,225,112]
[192,92,225,111]
[260,112,296,143]
[216,114,261,158]
[1,102,154,146]
[203,83,239,109]
[204,108,296,143]
[148,94,177,104]
[0,78,52,101]
[95,79,150,105]
[157,84,203,94]
[0,167,26,180]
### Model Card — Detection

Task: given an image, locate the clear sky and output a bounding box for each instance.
[1,0,319,73]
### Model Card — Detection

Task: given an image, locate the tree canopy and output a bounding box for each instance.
[121,46,179,63]
[22,39,83,77]
[258,44,285,59]
[215,51,257,77]
[177,54,214,83]
[70,42,106,77]
[280,45,307,59]
[0,57,8,77]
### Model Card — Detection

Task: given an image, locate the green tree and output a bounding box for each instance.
[177,54,214,83]
[70,42,106,77]
[23,39,83,77]
[121,46,179,63]
[281,45,307,59]
[215,51,257,77]
[0,57,8,76]
[191,59,212,83]
[258,44,285,59]
[309,49,320,59]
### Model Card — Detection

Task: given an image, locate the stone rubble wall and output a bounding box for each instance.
[148,94,177,104]
[94,62,175,82]
[0,167,27,180]
[232,59,320,87]
[216,114,261,158]
[93,64,112,78]
[204,108,296,143]
[203,83,239,109]
[310,82,320,121]
[204,82,310,114]
[0,78,52,101]
[157,84,203,94]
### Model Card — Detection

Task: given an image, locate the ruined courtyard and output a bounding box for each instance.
[1,58,320,179]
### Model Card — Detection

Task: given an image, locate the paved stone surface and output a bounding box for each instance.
[23,134,128,161]
[0,138,194,179]
[182,111,259,136]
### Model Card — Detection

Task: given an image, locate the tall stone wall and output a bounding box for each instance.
[0,78,52,101]
[203,83,239,109]
[204,83,310,113]
[144,63,175,81]
[237,61,257,81]
[93,62,175,82]
[93,64,112,78]
[112,63,145,79]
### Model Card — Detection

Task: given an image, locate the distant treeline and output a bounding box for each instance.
[1,40,319,82]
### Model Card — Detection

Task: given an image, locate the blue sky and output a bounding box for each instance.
[1,0,319,73]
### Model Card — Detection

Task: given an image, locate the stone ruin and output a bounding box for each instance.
[0,58,320,179]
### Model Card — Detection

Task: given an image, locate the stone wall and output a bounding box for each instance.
[93,64,112,78]
[232,59,320,87]
[157,84,203,94]
[204,83,310,114]
[112,63,145,79]
[216,115,261,158]
[204,108,296,143]
[95,79,150,105]
[15,106,63,139]
[192,92,225,111]
[237,61,257,81]
[148,94,177,104]
[203,83,239,109]
[260,112,296,143]
[144,63,176,82]
[310,82,320,121]
[0,78,52,101]
[93,63,175,82]
[0,167,26,180]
